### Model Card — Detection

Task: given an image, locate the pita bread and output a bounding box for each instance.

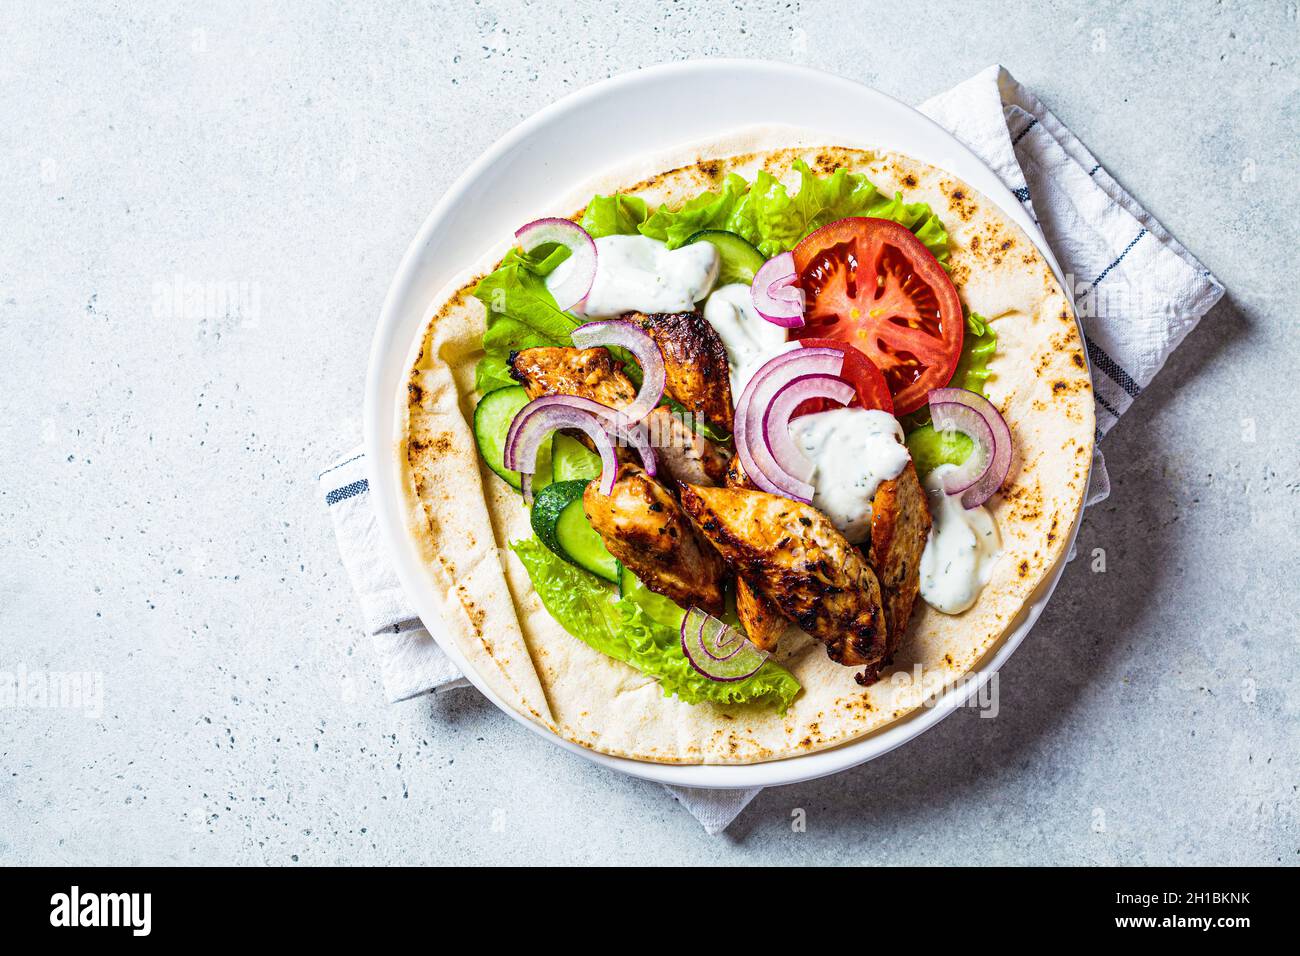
[399,134,1093,764]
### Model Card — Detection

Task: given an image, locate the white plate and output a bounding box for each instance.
[365,60,1089,789]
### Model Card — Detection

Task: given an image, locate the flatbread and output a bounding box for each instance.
[399,133,1094,764]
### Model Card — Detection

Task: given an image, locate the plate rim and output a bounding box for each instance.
[364,58,1091,789]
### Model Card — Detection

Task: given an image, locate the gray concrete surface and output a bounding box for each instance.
[1,0,1296,865]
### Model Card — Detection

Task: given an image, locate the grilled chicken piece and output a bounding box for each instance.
[584,463,725,615]
[644,406,730,486]
[867,461,931,649]
[627,311,735,434]
[728,445,928,659]
[678,483,890,682]
[508,346,637,407]
[722,456,788,652]
[733,574,786,652]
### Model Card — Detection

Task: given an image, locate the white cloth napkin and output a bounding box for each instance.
[319,65,1223,835]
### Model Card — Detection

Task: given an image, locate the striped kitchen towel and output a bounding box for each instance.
[318,452,469,703]
[320,65,1223,835]
[922,66,1224,453]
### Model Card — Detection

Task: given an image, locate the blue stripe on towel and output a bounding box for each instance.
[1085,337,1142,399]
[1012,117,1039,146]
[1094,389,1122,421]
[1069,228,1150,399]
[1078,229,1148,298]
[326,479,369,505]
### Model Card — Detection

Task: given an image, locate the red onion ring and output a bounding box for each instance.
[734,347,845,501]
[570,319,665,423]
[515,217,596,312]
[761,374,857,497]
[504,402,618,503]
[751,251,806,328]
[504,394,657,503]
[679,608,769,682]
[927,387,1013,509]
[506,393,656,475]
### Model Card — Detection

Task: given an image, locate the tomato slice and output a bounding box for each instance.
[790,217,963,415]
[792,338,893,417]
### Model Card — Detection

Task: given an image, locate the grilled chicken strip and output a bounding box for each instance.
[678,483,890,682]
[508,345,637,407]
[723,456,789,652]
[733,573,787,652]
[728,443,928,658]
[584,463,725,615]
[644,406,731,486]
[867,461,931,649]
[627,311,735,434]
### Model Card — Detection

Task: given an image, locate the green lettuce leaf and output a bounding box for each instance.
[472,244,578,393]
[629,160,950,263]
[638,173,751,248]
[511,536,800,711]
[951,310,997,396]
[724,159,951,262]
[580,193,649,238]
[903,311,997,477]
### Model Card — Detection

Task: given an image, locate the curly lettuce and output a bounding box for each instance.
[728,160,951,262]
[580,193,649,239]
[638,173,751,247]
[629,159,950,263]
[511,536,800,711]
[951,311,997,397]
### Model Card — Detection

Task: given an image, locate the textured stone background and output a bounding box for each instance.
[1,0,1296,864]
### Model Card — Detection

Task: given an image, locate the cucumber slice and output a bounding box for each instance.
[684,229,768,286]
[551,433,603,482]
[530,479,618,582]
[473,386,551,491]
[618,563,686,628]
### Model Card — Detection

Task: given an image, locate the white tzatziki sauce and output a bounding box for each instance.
[787,408,910,545]
[701,283,790,395]
[551,235,719,318]
[919,464,1002,614]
